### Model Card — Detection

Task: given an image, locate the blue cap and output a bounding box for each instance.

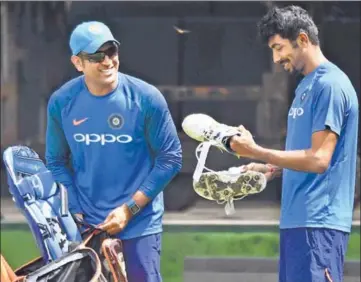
[69,21,120,55]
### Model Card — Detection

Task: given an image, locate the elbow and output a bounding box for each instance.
[312,156,330,174]
[45,157,68,175]
[176,162,182,174]
[157,151,182,175]
[314,163,328,174]
[173,154,183,174]
[45,159,57,172]
[169,147,183,174]
[307,149,331,174]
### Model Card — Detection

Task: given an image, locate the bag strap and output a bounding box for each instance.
[25,252,87,282]
[72,217,105,249]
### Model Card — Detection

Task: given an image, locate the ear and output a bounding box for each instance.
[71,55,84,72]
[297,32,309,48]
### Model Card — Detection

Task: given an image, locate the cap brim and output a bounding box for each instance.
[82,37,120,54]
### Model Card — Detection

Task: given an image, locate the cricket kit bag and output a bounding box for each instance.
[77,225,127,282]
[1,245,106,282]
[0,230,126,282]
[2,145,127,282]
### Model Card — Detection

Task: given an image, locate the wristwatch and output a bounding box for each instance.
[126,198,141,216]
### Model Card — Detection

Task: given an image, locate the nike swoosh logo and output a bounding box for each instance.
[73,118,89,126]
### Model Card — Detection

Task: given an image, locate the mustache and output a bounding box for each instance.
[279,59,289,65]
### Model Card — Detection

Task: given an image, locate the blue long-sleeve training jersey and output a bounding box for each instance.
[45,72,182,239]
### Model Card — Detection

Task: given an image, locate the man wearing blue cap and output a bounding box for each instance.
[45,21,182,281]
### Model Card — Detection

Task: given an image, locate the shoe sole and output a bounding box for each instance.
[193,171,267,203]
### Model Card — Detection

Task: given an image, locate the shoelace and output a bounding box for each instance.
[194,142,216,174]
[194,140,231,175]
[194,140,226,183]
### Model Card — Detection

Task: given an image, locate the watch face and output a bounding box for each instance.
[130,204,140,214]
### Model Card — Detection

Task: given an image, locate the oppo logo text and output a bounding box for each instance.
[288,107,304,119]
[74,133,133,145]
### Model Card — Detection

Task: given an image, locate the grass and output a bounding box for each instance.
[161,231,360,282]
[1,230,359,282]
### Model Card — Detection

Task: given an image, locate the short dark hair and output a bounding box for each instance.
[257,5,320,46]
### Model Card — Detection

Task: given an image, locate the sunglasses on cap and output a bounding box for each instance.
[78,43,119,63]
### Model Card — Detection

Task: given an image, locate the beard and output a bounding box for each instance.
[279,59,304,76]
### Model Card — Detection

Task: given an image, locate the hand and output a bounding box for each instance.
[229,125,257,158]
[74,213,83,221]
[240,162,281,181]
[73,213,84,225]
[240,162,272,180]
[98,204,132,235]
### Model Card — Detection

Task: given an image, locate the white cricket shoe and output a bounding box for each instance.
[182,113,241,154]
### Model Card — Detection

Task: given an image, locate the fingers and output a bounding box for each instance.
[245,162,256,170]
[237,125,254,139]
[74,213,83,219]
[264,171,273,181]
[98,206,129,235]
[106,228,120,235]
[97,221,113,231]
[238,125,245,132]
[103,211,115,223]
[237,125,250,133]
[240,162,257,171]
[98,220,124,235]
[98,214,118,230]
[73,213,84,223]
[240,162,270,173]
[98,214,126,235]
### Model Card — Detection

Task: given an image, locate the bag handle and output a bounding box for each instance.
[72,216,105,249]
[73,215,103,232]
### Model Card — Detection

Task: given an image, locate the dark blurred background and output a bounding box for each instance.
[1,1,360,211]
